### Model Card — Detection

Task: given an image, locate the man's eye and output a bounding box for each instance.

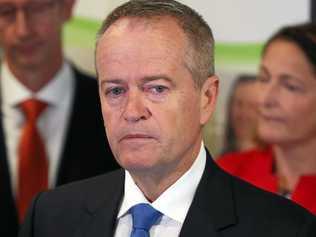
[257,75,269,83]
[0,7,15,17]
[149,85,169,94]
[106,87,125,96]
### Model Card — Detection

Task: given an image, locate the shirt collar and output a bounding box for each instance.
[1,61,74,108]
[118,142,206,223]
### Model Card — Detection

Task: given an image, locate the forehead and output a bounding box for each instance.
[98,16,187,52]
[234,82,256,97]
[262,40,314,73]
[96,17,189,77]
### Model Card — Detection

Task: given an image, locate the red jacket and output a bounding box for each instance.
[217,148,316,215]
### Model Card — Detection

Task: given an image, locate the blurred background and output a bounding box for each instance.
[63,0,313,155]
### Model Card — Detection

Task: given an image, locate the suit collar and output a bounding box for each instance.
[55,66,108,185]
[84,170,125,214]
[78,170,125,237]
[180,150,237,236]
[0,119,19,235]
[0,61,74,107]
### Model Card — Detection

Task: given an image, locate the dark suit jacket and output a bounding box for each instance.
[0,66,119,237]
[19,150,316,237]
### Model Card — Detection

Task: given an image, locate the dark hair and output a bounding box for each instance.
[221,74,258,155]
[263,23,316,69]
[96,0,214,88]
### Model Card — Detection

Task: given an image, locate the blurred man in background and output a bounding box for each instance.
[0,0,118,236]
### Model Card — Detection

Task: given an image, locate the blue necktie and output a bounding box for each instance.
[129,203,162,237]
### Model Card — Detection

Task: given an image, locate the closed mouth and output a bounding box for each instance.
[15,41,41,52]
[120,134,155,142]
[260,114,284,122]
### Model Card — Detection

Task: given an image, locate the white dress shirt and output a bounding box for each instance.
[114,142,206,237]
[0,62,75,195]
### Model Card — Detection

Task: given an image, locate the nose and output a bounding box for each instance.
[259,80,280,109]
[14,10,31,39]
[123,91,151,123]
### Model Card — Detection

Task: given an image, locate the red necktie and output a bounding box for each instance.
[17,99,48,222]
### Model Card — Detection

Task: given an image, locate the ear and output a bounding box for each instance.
[199,75,219,125]
[61,0,76,22]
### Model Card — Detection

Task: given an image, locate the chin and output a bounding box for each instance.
[259,130,288,145]
[15,57,43,69]
[116,150,158,171]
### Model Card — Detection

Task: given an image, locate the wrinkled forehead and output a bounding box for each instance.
[101,16,185,41]
[95,16,191,80]
[96,16,188,60]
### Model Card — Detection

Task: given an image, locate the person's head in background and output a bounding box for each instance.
[257,22,316,191]
[222,74,264,154]
[95,0,218,200]
[0,0,75,91]
[258,23,316,147]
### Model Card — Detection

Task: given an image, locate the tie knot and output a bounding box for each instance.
[129,203,162,231]
[20,99,47,121]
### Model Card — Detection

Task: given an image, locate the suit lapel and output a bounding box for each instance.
[56,66,116,185]
[180,151,237,236]
[77,170,125,237]
[56,67,89,185]
[0,118,19,236]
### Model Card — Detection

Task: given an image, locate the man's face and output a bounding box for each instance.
[96,17,217,177]
[0,0,74,70]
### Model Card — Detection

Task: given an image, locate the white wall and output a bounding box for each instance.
[74,0,310,42]
[73,0,126,20]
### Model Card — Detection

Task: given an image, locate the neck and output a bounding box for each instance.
[273,138,316,192]
[130,138,202,202]
[5,55,63,93]
[237,139,259,151]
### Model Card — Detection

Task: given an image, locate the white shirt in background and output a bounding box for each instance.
[0,62,75,195]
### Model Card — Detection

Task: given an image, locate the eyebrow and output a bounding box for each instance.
[141,75,174,84]
[0,3,14,7]
[279,74,302,83]
[101,79,125,84]
[258,65,269,76]
[100,74,175,86]
[259,65,303,83]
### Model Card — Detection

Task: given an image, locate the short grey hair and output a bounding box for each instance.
[96,0,215,88]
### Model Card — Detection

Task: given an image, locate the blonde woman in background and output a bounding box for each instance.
[221,74,265,155]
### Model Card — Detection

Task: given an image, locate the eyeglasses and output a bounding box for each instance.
[0,0,59,28]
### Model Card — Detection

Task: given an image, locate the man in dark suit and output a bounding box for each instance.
[20,0,316,236]
[0,0,118,236]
